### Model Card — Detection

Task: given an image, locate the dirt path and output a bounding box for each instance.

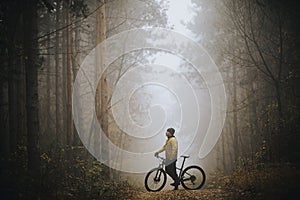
[123,188,254,200]
[133,189,231,200]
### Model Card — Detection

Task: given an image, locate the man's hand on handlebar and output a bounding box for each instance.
[154,152,159,157]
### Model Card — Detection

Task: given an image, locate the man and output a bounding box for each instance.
[155,128,180,190]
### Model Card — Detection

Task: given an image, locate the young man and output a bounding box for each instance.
[155,128,180,190]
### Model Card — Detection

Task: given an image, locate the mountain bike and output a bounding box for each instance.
[144,155,206,192]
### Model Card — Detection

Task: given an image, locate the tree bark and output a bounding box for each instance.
[96,0,110,177]
[46,12,51,135]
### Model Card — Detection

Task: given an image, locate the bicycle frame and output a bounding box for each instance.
[146,155,205,191]
[155,155,188,179]
[177,156,188,179]
[156,155,165,169]
[152,156,166,183]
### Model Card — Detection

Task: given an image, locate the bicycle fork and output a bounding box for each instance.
[154,163,164,182]
[154,169,162,182]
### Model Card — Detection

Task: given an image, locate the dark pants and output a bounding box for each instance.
[165,160,179,186]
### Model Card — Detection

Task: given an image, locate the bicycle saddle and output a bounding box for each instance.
[181,155,190,158]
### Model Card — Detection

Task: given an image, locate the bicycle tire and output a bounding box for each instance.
[181,165,205,190]
[144,168,167,192]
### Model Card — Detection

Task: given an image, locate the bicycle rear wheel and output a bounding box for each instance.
[144,168,167,192]
[181,165,205,190]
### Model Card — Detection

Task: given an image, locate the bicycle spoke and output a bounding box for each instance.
[145,157,205,191]
[149,181,155,189]
[181,166,205,190]
[145,168,167,192]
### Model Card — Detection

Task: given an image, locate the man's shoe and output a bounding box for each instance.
[170,182,180,186]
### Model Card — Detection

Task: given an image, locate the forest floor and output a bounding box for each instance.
[126,188,241,200]
[118,163,300,200]
[122,186,299,200]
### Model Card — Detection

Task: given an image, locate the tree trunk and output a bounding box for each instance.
[96,0,110,177]
[274,81,283,160]
[55,1,61,142]
[66,0,73,147]
[8,47,17,154]
[232,65,239,164]
[23,0,41,184]
[248,72,260,163]
[275,82,283,128]
[7,1,21,155]
[0,81,9,157]
[46,12,51,135]
[62,2,67,144]
[72,20,81,146]
[17,50,26,149]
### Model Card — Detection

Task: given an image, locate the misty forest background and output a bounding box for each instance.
[0,0,300,199]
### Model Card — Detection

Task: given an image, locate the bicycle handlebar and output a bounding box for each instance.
[155,155,190,159]
[155,154,165,160]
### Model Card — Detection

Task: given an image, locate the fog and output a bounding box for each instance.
[2,0,298,197]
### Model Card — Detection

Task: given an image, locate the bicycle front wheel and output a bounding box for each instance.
[181,165,205,190]
[144,168,167,192]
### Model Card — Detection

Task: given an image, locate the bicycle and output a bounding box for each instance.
[144,155,206,192]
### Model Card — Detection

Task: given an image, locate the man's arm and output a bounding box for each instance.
[155,143,166,156]
[169,138,178,160]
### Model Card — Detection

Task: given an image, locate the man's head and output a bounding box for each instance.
[166,128,175,137]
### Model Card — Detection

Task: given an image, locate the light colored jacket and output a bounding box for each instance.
[157,136,178,161]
